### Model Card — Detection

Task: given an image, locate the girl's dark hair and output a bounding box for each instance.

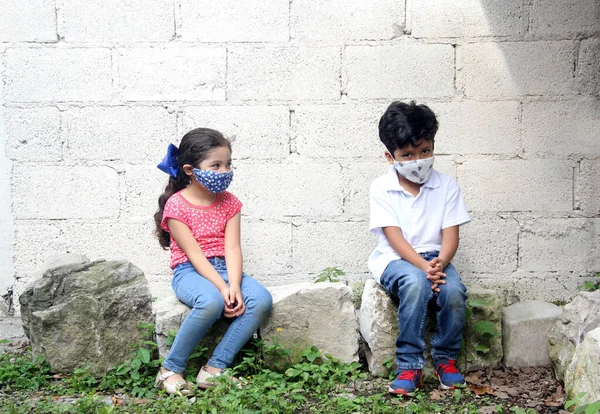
[154,128,231,249]
[378,101,439,154]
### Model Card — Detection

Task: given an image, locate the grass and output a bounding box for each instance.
[0,334,595,414]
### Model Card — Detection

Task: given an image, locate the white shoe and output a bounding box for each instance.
[155,369,191,395]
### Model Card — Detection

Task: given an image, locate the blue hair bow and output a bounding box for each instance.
[157,143,180,178]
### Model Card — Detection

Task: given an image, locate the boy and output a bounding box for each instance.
[368,101,471,396]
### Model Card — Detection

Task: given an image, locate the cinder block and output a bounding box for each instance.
[529,0,600,36]
[578,39,600,96]
[342,158,456,219]
[179,0,288,42]
[453,214,519,274]
[520,219,596,272]
[508,272,582,303]
[293,221,375,274]
[122,165,167,219]
[241,221,293,275]
[12,220,65,279]
[12,166,120,220]
[434,101,520,156]
[0,0,56,42]
[341,162,389,219]
[179,106,289,160]
[117,47,226,101]
[410,0,526,38]
[578,161,600,216]
[345,43,454,99]
[291,0,403,41]
[502,300,562,367]
[458,41,575,98]
[292,104,386,158]
[227,46,340,102]
[457,160,573,212]
[59,0,174,42]
[522,99,600,158]
[229,162,344,218]
[63,106,175,162]
[60,220,169,277]
[3,48,113,102]
[4,107,62,162]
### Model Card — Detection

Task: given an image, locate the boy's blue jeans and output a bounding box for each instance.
[379,251,467,371]
[162,257,273,373]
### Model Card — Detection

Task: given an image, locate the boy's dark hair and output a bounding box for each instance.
[378,101,439,154]
[153,128,231,249]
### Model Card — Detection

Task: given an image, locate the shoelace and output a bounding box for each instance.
[438,360,459,374]
[397,370,420,380]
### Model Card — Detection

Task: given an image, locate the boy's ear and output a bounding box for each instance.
[384,151,395,165]
[182,164,194,176]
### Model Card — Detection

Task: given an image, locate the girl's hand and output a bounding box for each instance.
[224,285,245,318]
[219,286,232,309]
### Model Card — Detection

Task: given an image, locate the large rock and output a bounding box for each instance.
[358,282,503,376]
[19,260,153,376]
[502,300,562,367]
[153,293,231,365]
[565,327,600,404]
[261,283,360,364]
[359,280,398,377]
[549,291,600,381]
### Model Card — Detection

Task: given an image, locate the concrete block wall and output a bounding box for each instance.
[1,0,599,312]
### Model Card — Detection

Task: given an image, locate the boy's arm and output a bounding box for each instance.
[382,226,430,272]
[382,226,446,291]
[432,225,460,270]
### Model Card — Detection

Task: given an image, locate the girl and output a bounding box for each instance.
[153,128,273,395]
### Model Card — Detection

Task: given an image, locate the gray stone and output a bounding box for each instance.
[261,283,360,364]
[0,316,26,354]
[502,300,562,367]
[19,260,153,375]
[565,327,600,404]
[549,291,600,381]
[358,282,503,376]
[358,280,398,377]
[153,293,231,365]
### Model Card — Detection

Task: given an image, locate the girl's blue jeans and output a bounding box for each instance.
[379,251,467,371]
[162,257,273,373]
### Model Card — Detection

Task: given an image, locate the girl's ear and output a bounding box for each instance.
[182,164,194,176]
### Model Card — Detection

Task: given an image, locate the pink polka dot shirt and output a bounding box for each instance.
[161,190,242,269]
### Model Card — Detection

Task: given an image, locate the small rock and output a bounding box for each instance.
[502,300,562,367]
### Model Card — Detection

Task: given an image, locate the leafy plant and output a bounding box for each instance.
[99,323,161,398]
[565,392,600,414]
[0,349,52,390]
[314,267,345,283]
[577,273,600,292]
[466,299,501,356]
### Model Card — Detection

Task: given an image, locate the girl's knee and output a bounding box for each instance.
[246,287,273,315]
[194,294,224,318]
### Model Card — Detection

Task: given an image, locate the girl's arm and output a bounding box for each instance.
[224,212,245,317]
[167,218,232,306]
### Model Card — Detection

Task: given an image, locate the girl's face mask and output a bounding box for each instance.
[393,155,435,184]
[192,168,234,193]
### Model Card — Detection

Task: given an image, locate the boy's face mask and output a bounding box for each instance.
[192,168,234,193]
[393,155,435,184]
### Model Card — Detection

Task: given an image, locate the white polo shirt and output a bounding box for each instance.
[368,165,471,284]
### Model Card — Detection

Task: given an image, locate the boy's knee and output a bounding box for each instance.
[403,274,432,300]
